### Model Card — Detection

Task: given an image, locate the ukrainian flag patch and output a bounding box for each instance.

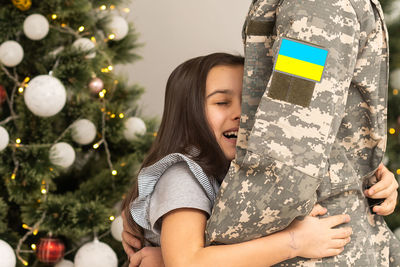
[274,38,328,83]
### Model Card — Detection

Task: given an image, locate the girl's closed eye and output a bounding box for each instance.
[216,100,230,106]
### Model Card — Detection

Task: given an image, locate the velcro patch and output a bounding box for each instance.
[274,38,328,83]
[246,20,275,36]
[268,72,315,107]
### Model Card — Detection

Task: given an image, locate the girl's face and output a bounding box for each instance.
[205,65,243,161]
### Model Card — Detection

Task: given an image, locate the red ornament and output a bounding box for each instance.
[0,85,6,104]
[36,237,65,264]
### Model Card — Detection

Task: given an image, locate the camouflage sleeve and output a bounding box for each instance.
[205,0,360,245]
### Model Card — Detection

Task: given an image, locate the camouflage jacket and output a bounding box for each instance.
[205,0,400,265]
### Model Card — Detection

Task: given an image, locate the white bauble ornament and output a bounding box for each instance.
[0,239,16,267]
[23,14,49,40]
[395,228,400,240]
[49,142,76,168]
[88,77,104,94]
[54,259,74,267]
[111,216,123,242]
[108,16,129,40]
[123,117,146,141]
[391,68,400,89]
[72,38,96,59]
[74,239,117,267]
[0,41,24,67]
[71,119,97,145]
[0,126,9,151]
[24,75,66,117]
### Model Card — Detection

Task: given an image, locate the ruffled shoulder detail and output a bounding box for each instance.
[130,153,217,230]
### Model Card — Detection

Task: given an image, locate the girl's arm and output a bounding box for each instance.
[161,208,351,267]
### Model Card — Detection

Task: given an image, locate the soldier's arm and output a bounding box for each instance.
[206,0,360,245]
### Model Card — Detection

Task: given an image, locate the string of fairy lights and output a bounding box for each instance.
[0,3,149,266]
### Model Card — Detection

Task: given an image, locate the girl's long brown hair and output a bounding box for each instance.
[122,53,244,246]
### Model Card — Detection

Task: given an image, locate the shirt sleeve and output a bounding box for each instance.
[205,0,360,245]
[149,162,213,235]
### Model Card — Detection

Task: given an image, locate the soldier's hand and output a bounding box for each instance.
[364,163,398,216]
[287,214,352,259]
[128,247,164,267]
[121,211,142,261]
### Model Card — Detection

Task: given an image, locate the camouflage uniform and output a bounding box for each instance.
[205,0,400,265]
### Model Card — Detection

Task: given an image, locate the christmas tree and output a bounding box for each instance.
[0,0,154,266]
[382,0,400,238]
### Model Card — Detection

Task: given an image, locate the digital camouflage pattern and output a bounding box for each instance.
[205,0,400,265]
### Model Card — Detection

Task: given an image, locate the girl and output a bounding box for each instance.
[122,53,398,267]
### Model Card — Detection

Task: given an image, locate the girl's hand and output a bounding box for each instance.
[364,163,398,216]
[286,214,352,259]
[309,204,327,217]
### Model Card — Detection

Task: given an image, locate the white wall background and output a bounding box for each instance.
[117,0,252,118]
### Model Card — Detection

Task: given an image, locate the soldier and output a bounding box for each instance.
[205,0,400,266]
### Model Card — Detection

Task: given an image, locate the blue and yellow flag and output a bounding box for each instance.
[274,38,328,83]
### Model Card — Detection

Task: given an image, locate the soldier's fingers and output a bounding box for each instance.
[310,204,327,217]
[122,230,142,250]
[122,239,136,259]
[373,193,397,216]
[368,181,398,199]
[331,227,352,239]
[329,237,351,249]
[367,166,397,197]
[366,175,391,197]
[322,214,350,228]
[129,250,143,267]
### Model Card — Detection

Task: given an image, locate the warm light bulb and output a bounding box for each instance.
[24,77,30,83]
[108,34,115,40]
[22,259,28,266]
[18,87,24,93]
[61,23,67,27]
[120,162,126,167]
[99,91,105,98]
[91,36,96,43]
[110,114,116,118]
[41,188,47,194]
[31,244,37,250]
[100,5,107,10]
[93,143,99,149]
[16,138,21,144]
[112,170,117,176]
[33,229,38,235]
[394,89,399,95]
[110,5,116,9]
[153,132,158,137]
[119,113,124,119]
[123,8,130,13]
[51,14,57,20]
[108,65,113,71]
[389,128,396,134]
[78,26,85,32]
[11,173,16,180]
[397,169,400,175]
[22,224,30,229]
[49,167,54,171]
[109,216,115,221]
